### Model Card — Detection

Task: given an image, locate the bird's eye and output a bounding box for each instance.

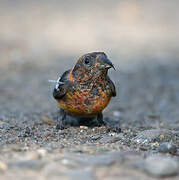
[84,56,90,64]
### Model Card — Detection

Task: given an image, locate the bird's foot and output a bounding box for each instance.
[56,123,67,130]
[55,109,68,130]
[55,117,67,130]
[95,120,105,127]
[103,117,121,133]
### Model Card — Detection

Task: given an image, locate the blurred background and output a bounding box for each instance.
[0,0,179,115]
[0,0,179,66]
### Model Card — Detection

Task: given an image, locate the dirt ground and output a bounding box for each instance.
[0,55,179,180]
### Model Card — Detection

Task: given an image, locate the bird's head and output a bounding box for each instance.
[72,52,115,83]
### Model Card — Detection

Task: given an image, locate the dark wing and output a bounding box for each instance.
[107,76,116,97]
[53,69,71,99]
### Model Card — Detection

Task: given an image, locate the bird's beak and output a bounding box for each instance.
[100,56,115,70]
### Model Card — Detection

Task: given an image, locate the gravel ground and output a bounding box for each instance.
[0,56,178,180]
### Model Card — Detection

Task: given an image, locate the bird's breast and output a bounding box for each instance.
[57,84,112,117]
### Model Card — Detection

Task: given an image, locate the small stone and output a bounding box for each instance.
[90,134,101,140]
[158,143,177,154]
[24,151,41,160]
[139,146,149,151]
[151,142,160,149]
[113,111,121,117]
[43,162,67,178]
[61,159,70,165]
[61,158,78,168]
[73,149,83,153]
[37,148,47,157]
[72,151,124,167]
[134,129,174,144]
[8,160,45,170]
[42,116,55,126]
[6,137,16,144]
[144,155,179,177]
[99,136,121,144]
[18,127,33,138]
[0,161,8,171]
[80,126,88,130]
[67,169,95,180]
[104,118,121,133]
[11,144,23,152]
[147,114,160,119]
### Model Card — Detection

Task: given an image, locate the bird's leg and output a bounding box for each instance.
[97,112,105,126]
[56,108,66,130]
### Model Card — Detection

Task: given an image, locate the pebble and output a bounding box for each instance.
[18,127,33,138]
[72,149,84,153]
[80,126,88,130]
[43,162,67,178]
[67,169,95,180]
[11,144,23,152]
[90,134,101,141]
[37,148,47,157]
[98,136,121,144]
[144,155,179,177]
[147,114,160,119]
[71,151,124,167]
[24,151,41,160]
[134,129,174,144]
[0,161,8,171]
[61,158,79,169]
[158,143,177,154]
[8,160,45,170]
[41,116,55,126]
[113,111,121,117]
[6,137,16,144]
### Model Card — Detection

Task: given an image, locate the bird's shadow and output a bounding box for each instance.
[63,114,102,128]
[55,113,121,132]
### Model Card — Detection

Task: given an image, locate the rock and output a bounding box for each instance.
[80,126,88,130]
[72,149,84,153]
[67,169,95,180]
[0,161,8,171]
[158,143,177,154]
[113,111,121,117]
[41,116,56,126]
[98,135,121,144]
[134,129,174,144]
[110,133,124,139]
[144,155,179,177]
[43,162,67,178]
[104,117,121,133]
[90,134,101,141]
[69,151,127,167]
[18,127,33,138]
[36,148,47,158]
[8,160,45,170]
[61,157,80,169]
[23,151,41,160]
[6,137,16,144]
[139,145,149,151]
[11,144,23,152]
[147,114,160,119]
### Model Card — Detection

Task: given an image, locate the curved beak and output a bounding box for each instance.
[100,56,115,70]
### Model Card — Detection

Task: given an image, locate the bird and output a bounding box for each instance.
[53,52,116,130]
